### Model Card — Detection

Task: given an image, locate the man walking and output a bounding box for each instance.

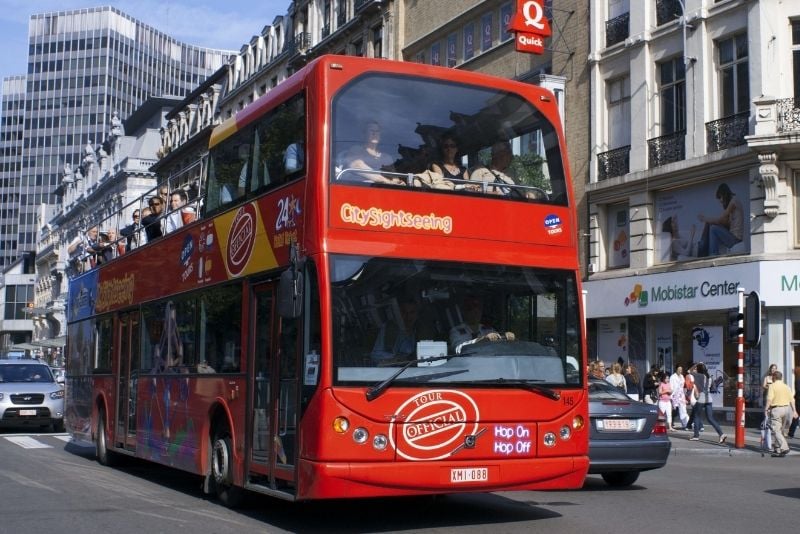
[765,370,794,457]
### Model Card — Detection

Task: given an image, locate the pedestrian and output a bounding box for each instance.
[684,364,702,432]
[788,366,800,438]
[689,363,726,443]
[657,372,673,430]
[643,365,660,404]
[605,362,626,392]
[589,360,606,380]
[670,365,689,430]
[765,370,795,457]
[762,363,778,408]
[623,363,642,401]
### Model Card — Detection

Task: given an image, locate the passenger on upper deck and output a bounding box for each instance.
[339,121,404,185]
[469,142,547,200]
[142,196,165,241]
[468,141,516,195]
[430,134,468,183]
[67,226,101,272]
[165,189,194,234]
[120,209,146,251]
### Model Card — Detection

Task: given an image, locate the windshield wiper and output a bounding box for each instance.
[366,354,458,401]
[470,379,561,400]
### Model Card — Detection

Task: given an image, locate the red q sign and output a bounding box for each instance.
[508,0,552,54]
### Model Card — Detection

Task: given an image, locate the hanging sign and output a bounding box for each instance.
[508,0,552,54]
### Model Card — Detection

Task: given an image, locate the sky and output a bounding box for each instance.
[0,0,289,83]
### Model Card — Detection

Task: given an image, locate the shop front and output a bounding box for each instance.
[585,260,800,422]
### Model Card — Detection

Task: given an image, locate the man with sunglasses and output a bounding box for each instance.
[142,196,165,241]
[121,208,146,251]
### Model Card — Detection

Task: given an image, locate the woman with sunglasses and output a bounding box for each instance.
[430,134,468,182]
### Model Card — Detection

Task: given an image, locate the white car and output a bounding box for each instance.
[0,360,65,432]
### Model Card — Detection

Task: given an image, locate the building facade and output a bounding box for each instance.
[584,0,800,417]
[0,7,232,355]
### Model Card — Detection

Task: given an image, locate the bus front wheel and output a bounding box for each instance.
[211,429,244,508]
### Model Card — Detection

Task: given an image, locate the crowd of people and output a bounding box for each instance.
[591,359,800,454]
[67,183,198,274]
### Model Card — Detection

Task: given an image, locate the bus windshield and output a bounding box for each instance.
[331,255,581,387]
[331,73,567,204]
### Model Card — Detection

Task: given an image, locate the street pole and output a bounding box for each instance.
[735,287,745,448]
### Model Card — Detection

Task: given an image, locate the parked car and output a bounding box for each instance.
[587,378,670,487]
[0,360,65,432]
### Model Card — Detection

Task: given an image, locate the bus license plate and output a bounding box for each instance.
[450,467,488,483]
[19,409,36,416]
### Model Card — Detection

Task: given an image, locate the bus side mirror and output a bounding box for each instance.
[278,268,303,318]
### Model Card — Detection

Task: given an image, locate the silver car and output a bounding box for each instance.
[0,360,65,432]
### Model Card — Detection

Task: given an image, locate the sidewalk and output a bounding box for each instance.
[667,422,798,456]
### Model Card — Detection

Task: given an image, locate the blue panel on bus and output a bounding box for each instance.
[67,269,99,322]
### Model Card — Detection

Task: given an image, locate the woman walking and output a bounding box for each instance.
[689,363,727,443]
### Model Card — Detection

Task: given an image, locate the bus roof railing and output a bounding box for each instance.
[334,168,551,200]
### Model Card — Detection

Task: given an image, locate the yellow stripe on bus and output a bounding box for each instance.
[209,116,239,149]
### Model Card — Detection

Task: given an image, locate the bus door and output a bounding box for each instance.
[115,312,139,451]
[248,282,298,487]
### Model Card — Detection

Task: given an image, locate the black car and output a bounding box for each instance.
[587,378,670,486]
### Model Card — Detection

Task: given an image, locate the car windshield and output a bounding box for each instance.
[588,379,631,400]
[0,364,54,383]
[332,255,582,387]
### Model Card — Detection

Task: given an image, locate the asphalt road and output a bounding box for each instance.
[0,429,797,534]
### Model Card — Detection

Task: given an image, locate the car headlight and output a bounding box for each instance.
[50,389,65,400]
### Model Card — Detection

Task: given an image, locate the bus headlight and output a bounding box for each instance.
[372,434,388,450]
[333,417,350,433]
[352,427,369,444]
[559,425,571,440]
[543,432,556,447]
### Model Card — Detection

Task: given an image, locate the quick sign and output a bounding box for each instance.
[508,0,552,54]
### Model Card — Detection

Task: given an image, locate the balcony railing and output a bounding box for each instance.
[706,112,749,153]
[605,12,629,47]
[656,0,682,26]
[647,130,685,168]
[597,145,630,181]
[355,0,382,13]
[777,97,800,132]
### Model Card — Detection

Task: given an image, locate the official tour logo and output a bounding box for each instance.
[226,203,256,276]
[544,214,563,235]
[390,390,480,461]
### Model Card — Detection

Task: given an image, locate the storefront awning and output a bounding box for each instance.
[35,336,66,348]
[8,342,40,351]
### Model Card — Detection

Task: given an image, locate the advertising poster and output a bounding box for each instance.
[500,2,513,42]
[430,42,440,66]
[607,204,629,268]
[447,33,457,67]
[653,317,672,371]
[691,325,724,407]
[597,319,628,365]
[481,14,493,51]
[654,176,749,263]
[464,23,474,60]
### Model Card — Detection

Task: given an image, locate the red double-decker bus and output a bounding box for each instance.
[66,55,587,505]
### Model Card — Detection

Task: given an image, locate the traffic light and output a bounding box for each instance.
[745,291,761,346]
[727,308,743,342]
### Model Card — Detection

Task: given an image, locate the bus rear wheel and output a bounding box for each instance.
[96,408,117,466]
[211,429,244,508]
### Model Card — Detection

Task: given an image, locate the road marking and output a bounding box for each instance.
[53,435,72,443]
[4,436,52,449]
